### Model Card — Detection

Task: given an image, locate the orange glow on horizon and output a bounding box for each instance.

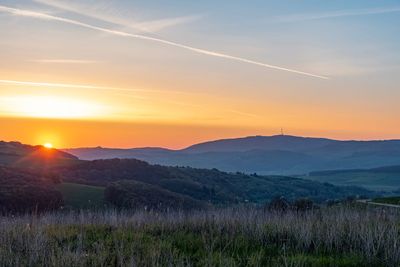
[0,116,399,150]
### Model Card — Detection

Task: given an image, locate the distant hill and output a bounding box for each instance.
[183,135,336,153]
[0,140,375,211]
[306,165,400,191]
[65,135,400,175]
[0,141,78,169]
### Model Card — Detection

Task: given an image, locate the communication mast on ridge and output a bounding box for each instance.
[280,128,284,136]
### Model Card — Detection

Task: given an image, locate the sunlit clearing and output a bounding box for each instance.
[43,143,53,149]
[0,95,105,119]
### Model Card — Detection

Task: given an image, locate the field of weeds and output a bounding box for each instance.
[0,206,398,267]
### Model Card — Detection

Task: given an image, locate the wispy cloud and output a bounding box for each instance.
[0,79,259,118]
[228,109,260,118]
[31,59,98,64]
[33,0,201,32]
[275,6,400,23]
[0,79,195,95]
[0,5,328,79]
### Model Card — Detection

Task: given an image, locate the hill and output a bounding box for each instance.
[56,158,373,206]
[307,165,400,191]
[65,135,400,175]
[0,140,79,169]
[105,180,207,211]
[183,135,336,153]
[0,167,63,213]
[56,183,105,209]
[0,140,376,212]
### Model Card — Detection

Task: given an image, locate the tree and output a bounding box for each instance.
[267,197,290,212]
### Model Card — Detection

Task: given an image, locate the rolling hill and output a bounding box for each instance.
[0,140,78,169]
[56,158,373,205]
[0,140,378,212]
[56,183,106,209]
[65,135,400,175]
[0,166,63,212]
[307,165,400,191]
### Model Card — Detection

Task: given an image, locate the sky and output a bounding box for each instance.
[0,0,399,148]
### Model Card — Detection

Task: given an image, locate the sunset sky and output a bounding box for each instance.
[0,0,399,148]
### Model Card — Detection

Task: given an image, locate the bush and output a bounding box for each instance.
[105,180,207,211]
[267,197,290,212]
[0,167,63,213]
[293,198,314,212]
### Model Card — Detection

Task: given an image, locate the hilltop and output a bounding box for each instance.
[65,135,400,175]
[0,140,78,169]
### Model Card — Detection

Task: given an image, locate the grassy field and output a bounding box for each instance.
[372,196,400,205]
[0,206,398,266]
[56,183,105,209]
[304,172,400,191]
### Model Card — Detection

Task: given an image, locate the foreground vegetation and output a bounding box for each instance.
[0,206,399,267]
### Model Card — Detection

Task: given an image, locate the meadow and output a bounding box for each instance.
[56,183,106,209]
[372,197,400,206]
[0,205,399,267]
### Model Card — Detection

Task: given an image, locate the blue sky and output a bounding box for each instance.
[0,0,399,147]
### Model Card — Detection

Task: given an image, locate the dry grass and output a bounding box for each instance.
[0,205,398,266]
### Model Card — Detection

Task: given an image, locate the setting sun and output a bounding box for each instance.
[43,143,53,149]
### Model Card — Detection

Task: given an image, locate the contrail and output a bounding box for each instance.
[276,6,400,23]
[34,0,202,33]
[0,5,329,80]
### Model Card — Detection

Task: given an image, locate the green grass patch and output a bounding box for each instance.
[305,172,400,191]
[41,224,371,267]
[373,196,400,205]
[56,182,105,209]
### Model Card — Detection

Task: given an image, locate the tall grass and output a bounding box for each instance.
[0,206,398,266]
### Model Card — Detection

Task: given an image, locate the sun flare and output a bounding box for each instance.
[43,142,53,149]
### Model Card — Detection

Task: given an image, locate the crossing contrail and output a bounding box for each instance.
[0,5,329,79]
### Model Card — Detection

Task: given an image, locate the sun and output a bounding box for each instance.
[43,143,53,149]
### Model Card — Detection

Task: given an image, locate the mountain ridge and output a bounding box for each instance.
[64,135,400,177]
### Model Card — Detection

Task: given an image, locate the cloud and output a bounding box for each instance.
[0,79,259,118]
[31,59,98,64]
[228,109,260,118]
[33,0,201,32]
[275,6,400,23]
[0,79,195,95]
[0,5,328,79]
